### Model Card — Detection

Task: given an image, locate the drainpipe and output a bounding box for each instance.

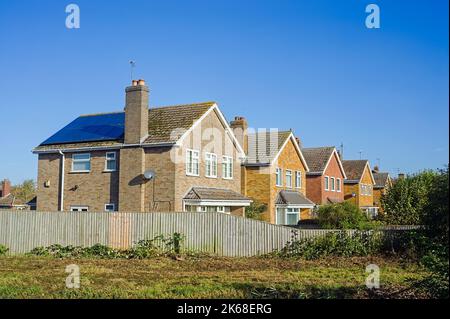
[58,150,65,211]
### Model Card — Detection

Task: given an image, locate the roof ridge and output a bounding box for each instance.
[303,146,335,150]
[151,101,216,110]
[79,111,124,117]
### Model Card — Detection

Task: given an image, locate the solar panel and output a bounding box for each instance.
[40,112,125,145]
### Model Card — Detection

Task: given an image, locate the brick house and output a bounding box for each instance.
[301,147,347,205]
[229,118,314,225]
[372,167,392,212]
[33,79,251,214]
[0,179,30,210]
[342,160,378,217]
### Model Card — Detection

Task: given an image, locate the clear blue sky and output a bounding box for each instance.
[0,0,448,184]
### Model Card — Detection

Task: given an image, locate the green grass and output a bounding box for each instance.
[0,255,429,299]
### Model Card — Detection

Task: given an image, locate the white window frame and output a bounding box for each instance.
[336,178,341,192]
[295,171,302,189]
[222,156,233,179]
[71,153,91,172]
[324,176,329,191]
[205,152,218,178]
[286,170,292,188]
[331,177,335,192]
[104,152,117,172]
[186,149,200,176]
[70,206,89,212]
[104,203,115,212]
[275,168,283,187]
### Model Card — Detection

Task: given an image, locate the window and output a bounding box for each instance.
[205,153,217,178]
[104,204,115,212]
[276,207,300,225]
[70,206,88,212]
[186,149,199,176]
[324,176,329,190]
[105,152,117,171]
[295,171,302,189]
[222,156,233,179]
[331,177,335,191]
[336,178,341,192]
[276,168,282,186]
[286,170,292,188]
[72,153,91,172]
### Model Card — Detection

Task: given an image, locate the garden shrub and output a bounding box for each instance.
[317,202,381,230]
[0,244,8,256]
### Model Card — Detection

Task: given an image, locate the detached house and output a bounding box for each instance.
[372,167,392,212]
[302,147,347,205]
[33,79,251,214]
[342,160,378,217]
[229,118,314,225]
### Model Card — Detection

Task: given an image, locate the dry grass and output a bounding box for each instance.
[0,256,428,299]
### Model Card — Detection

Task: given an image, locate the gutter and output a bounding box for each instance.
[32,142,178,154]
[58,150,65,211]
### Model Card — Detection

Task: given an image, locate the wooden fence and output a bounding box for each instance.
[0,211,418,257]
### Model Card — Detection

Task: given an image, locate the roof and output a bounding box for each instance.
[275,190,315,207]
[373,172,390,189]
[183,187,251,201]
[342,160,374,184]
[34,102,215,151]
[246,130,291,165]
[302,147,335,172]
[0,193,14,207]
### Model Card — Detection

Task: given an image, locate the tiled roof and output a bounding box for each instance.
[342,160,368,182]
[0,194,14,207]
[275,190,315,207]
[183,187,251,201]
[302,147,335,173]
[34,102,215,151]
[373,172,390,188]
[246,130,291,165]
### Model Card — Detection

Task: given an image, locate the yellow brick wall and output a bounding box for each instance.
[358,165,374,207]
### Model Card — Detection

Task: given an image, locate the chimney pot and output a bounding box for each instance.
[137,79,145,86]
[132,80,138,86]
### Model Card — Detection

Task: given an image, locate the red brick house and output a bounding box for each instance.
[302,147,347,205]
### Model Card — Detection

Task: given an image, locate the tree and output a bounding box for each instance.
[381,170,437,225]
[245,200,267,220]
[11,179,36,203]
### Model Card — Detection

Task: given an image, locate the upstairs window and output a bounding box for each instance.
[295,171,302,189]
[336,178,341,192]
[186,149,199,176]
[286,170,292,188]
[222,156,233,179]
[205,153,217,178]
[105,152,117,171]
[324,176,329,190]
[275,168,282,186]
[72,153,91,172]
[331,177,335,191]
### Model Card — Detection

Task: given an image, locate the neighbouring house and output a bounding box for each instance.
[302,146,347,205]
[0,179,30,210]
[33,79,251,214]
[342,160,378,217]
[229,118,314,225]
[372,166,392,212]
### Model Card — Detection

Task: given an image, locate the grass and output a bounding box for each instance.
[0,255,429,299]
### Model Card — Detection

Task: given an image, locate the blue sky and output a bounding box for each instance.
[0,0,448,184]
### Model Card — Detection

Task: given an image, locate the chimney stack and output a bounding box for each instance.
[373,165,379,173]
[0,179,11,197]
[398,173,405,180]
[295,136,302,149]
[230,116,248,153]
[124,79,149,144]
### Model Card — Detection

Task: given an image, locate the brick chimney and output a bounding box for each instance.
[0,179,11,197]
[124,79,149,144]
[295,136,302,149]
[230,116,248,153]
[373,165,379,173]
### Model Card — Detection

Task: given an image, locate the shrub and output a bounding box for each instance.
[0,244,8,256]
[275,230,384,260]
[316,202,381,230]
[245,200,267,220]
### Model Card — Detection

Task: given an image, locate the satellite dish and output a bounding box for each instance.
[143,170,156,180]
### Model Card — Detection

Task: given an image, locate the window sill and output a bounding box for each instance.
[186,173,200,177]
[69,171,90,174]
[103,170,117,173]
[206,175,218,179]
[222,177,233,180]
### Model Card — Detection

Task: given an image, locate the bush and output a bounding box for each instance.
[0,244,8,256]
[245,200,267,220]
[316,202,381,230]
[275,231,384,259]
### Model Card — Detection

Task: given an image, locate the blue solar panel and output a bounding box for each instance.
[40,112,125,145]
